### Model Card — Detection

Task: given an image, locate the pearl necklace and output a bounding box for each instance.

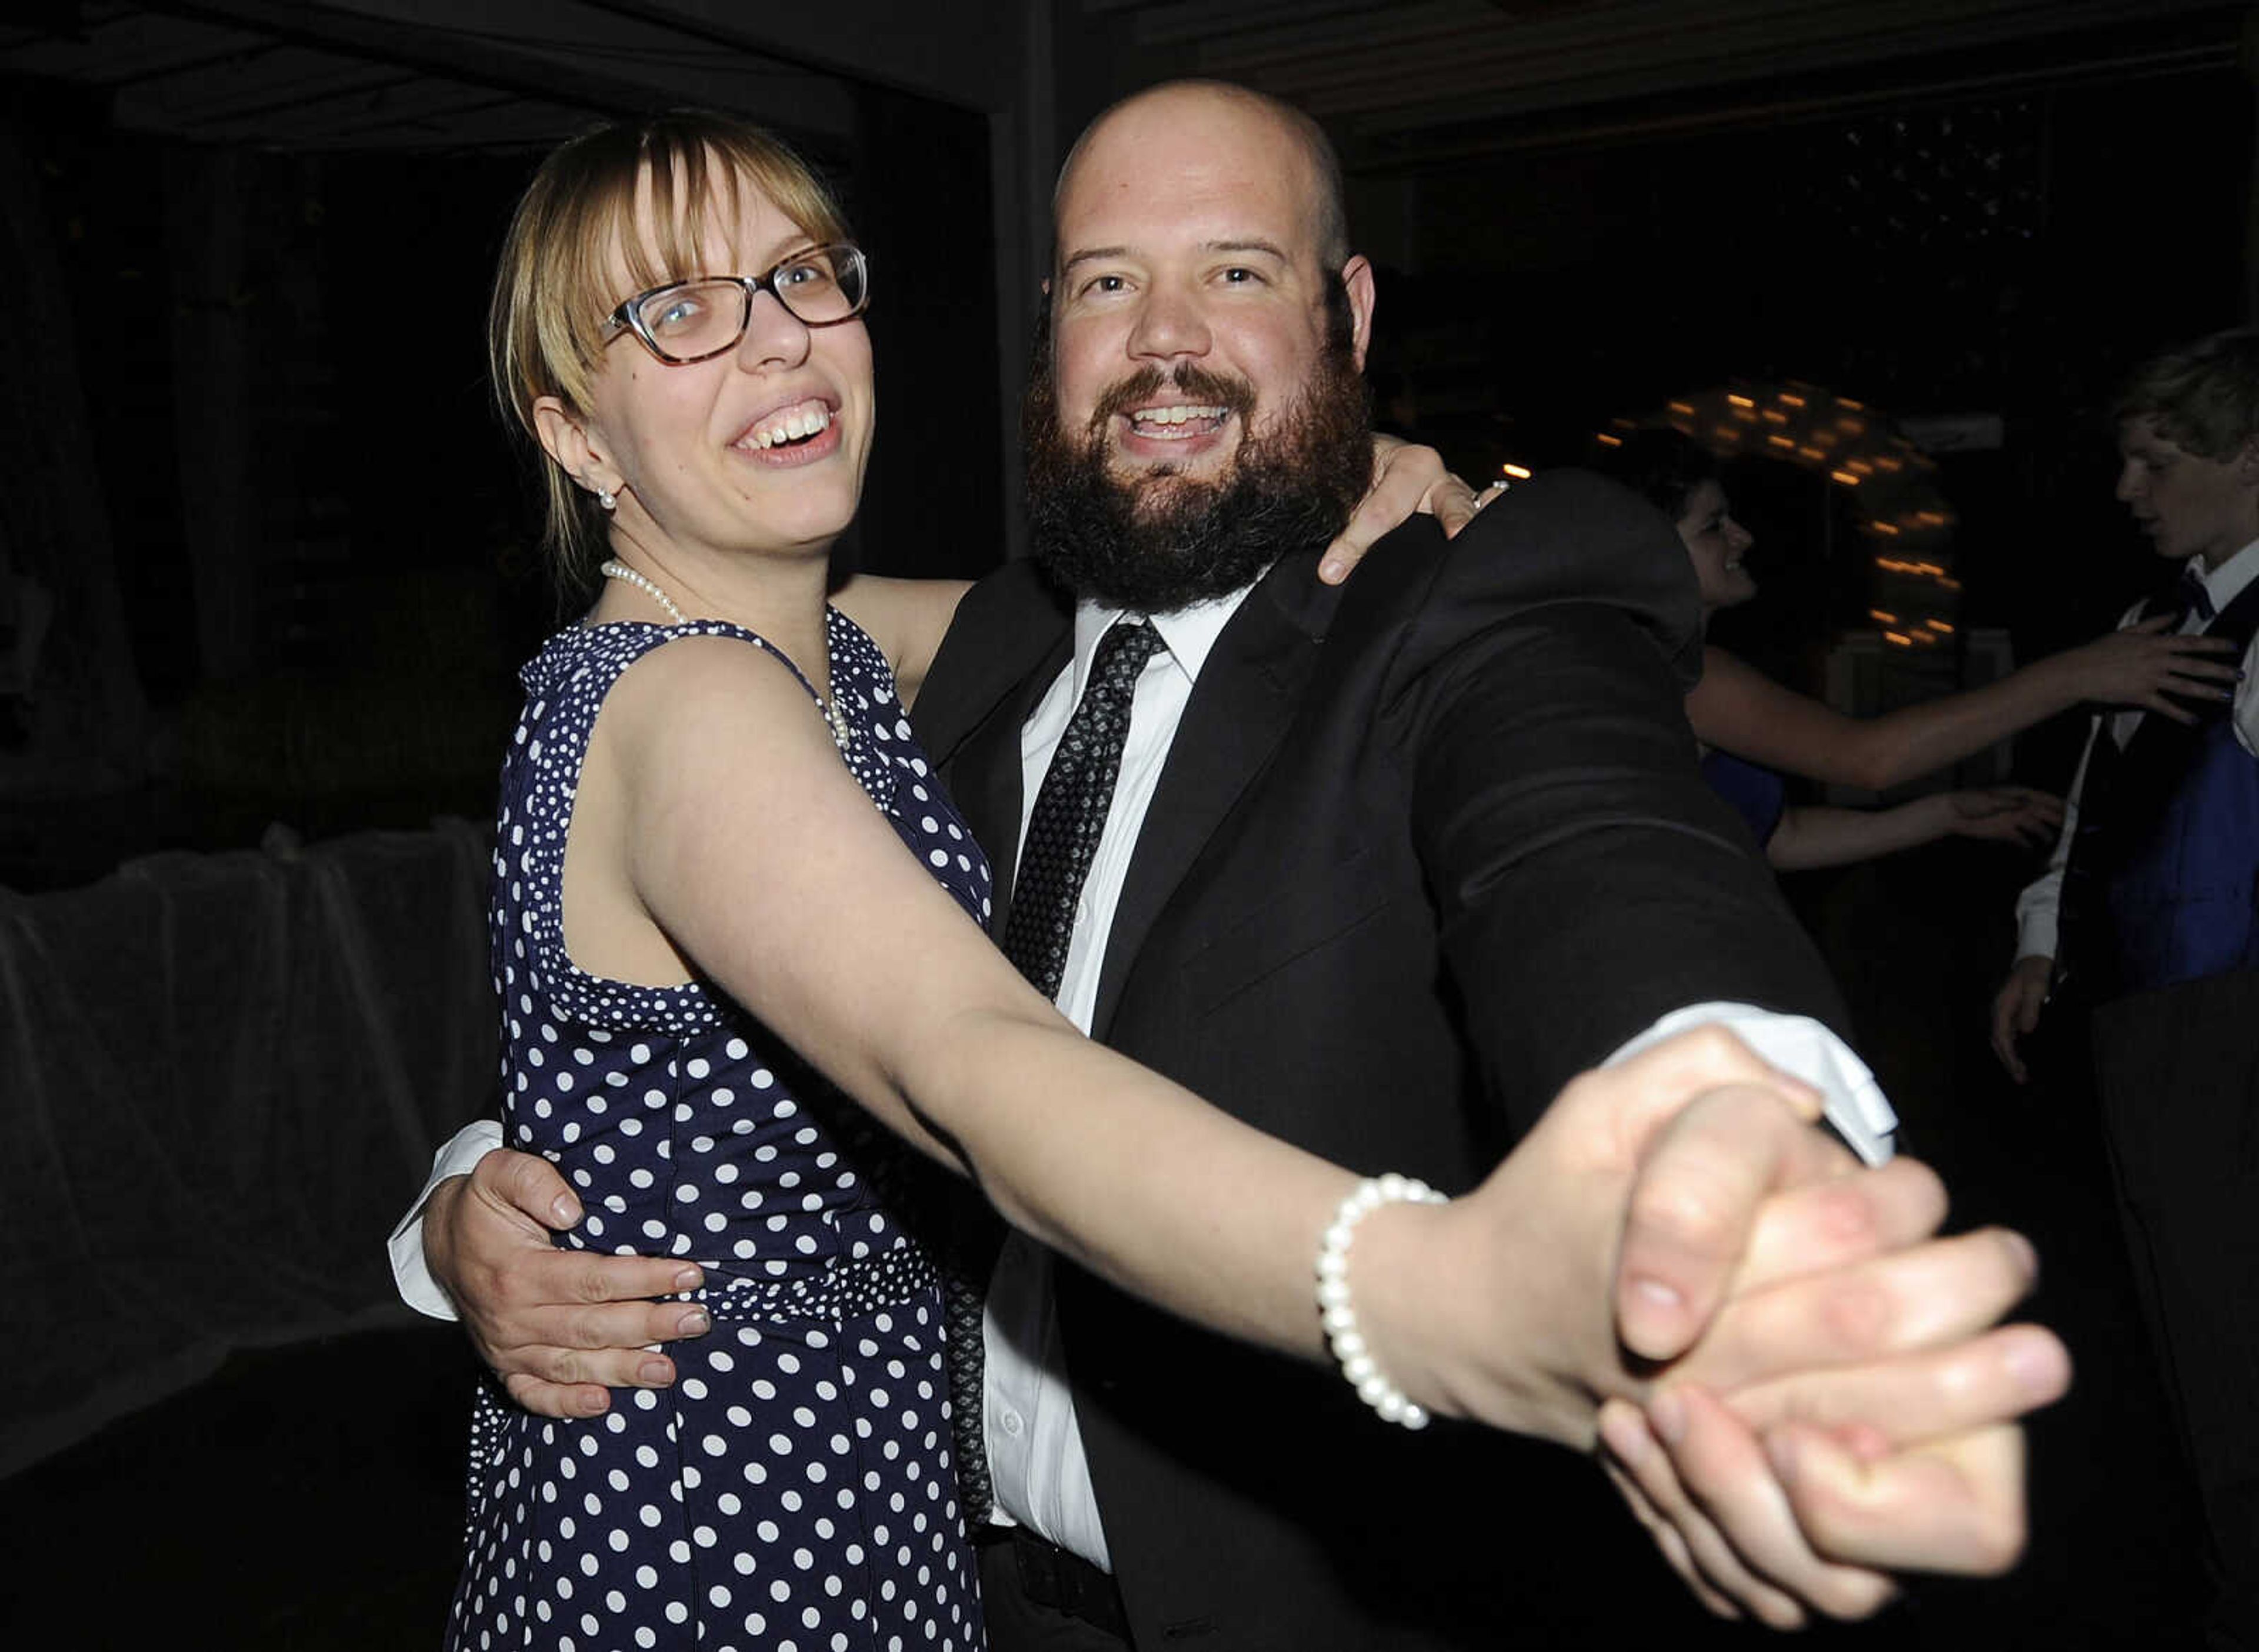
[598,557,685,622]
[597,558,853,753]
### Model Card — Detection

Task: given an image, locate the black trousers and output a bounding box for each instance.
[2091,970,2259,1648]
[978,1533,1134,1652]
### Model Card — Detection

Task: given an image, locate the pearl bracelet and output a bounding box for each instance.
[1316,1173,1449,1428]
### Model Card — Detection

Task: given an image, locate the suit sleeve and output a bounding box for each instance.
[1398,472,1851,1136]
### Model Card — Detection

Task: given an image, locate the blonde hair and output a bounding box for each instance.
[488,111,853,585]
[2115,328,2259,462]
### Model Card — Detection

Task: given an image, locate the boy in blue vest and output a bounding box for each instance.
[1992,327,2259,1650]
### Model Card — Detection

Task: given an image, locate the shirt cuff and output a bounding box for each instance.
[2014,907,2060,966]
[387,1118,506,1321]
[1604,1002,1898,1167]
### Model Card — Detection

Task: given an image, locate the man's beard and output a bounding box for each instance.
[1022,324,1373,614]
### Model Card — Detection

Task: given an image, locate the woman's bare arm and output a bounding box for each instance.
[591,638,2042,1439]
[1764,787,2061,872]
[1690,629,2237,792]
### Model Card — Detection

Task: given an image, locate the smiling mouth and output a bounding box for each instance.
[1125,403,1232,441]
[735,399,833,452]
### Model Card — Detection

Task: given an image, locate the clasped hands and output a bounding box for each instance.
[1347,1027,2066,1626]
[425,1025,2067,1631]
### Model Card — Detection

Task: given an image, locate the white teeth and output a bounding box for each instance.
[744,401,831,450]
[1129,404,1228,428]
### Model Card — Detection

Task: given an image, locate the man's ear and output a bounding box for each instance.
[1340,254,1376,372]
[2235,435,2259,487]
[533,396,611,497]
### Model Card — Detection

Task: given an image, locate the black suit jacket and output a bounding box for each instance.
[912,471,1847,1648]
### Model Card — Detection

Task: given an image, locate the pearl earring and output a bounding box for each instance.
[595,486,617,512]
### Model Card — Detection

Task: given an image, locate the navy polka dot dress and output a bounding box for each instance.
[448,608,993,1652]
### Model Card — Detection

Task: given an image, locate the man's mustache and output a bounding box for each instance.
[1087,365,1258,436]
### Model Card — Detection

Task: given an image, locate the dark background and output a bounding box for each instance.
[0,1,2246,1645]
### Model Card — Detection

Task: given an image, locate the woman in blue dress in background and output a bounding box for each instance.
[1600,426,2241,804]
[1598,428,2095,868]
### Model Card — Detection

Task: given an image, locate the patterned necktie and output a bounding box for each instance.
[944,617,1163,1528]
[1002,618,1165,999]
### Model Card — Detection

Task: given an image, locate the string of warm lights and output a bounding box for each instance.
[1662,383,1960,649]
[1657,383,1964,651]
[1490,384,1963,651]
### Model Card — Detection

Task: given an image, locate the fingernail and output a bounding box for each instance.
[2003,1230,2039,1280]
[2005,1331,2068,1398]
[550,1195,579,1227]
[1627,1275,1684,1314]
[1319,558,1344,581]
[1597,1401,1651,1466]
[677,1307,711,1337]
[673,1265,704,1293]
[1649,1387,1688,1445]
[638,1356,674,1386]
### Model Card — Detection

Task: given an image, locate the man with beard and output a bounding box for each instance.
[401,80,2061,1645]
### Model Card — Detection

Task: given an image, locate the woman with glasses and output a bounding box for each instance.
[446,113,2045,1652]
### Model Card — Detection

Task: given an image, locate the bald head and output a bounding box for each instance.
[1029,69,1379,601]
[1054,80,1350,273]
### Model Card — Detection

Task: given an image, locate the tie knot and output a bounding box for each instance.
[1093,618,1163,687]
[2146,569,2217,626]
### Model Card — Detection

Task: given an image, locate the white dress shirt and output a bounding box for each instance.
[2012,536,2259,964]
[981,592,1245,1568]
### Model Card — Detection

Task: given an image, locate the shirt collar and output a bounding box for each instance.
[2199,535,2259,613]
[1068,581,1261,695]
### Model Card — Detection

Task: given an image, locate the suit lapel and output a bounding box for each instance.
[911,566,1074,938]
[1092,558,1341,1037]
[954,660,1060,935]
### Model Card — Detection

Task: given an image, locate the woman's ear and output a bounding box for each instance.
[534,395,612,497]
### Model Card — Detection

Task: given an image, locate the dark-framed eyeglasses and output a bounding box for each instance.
[601,243,870,365]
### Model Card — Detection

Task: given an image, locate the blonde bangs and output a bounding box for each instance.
[487,112,854,585]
